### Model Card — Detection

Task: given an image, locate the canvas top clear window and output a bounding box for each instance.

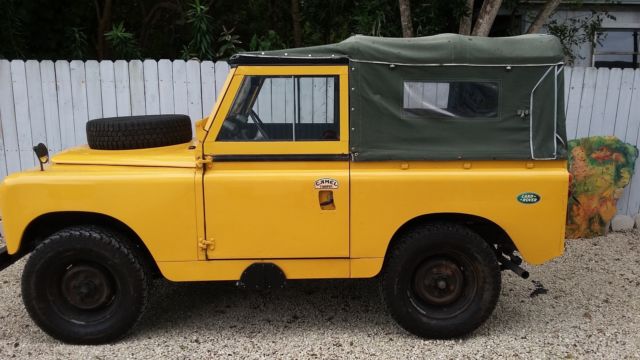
[403,81,499,118]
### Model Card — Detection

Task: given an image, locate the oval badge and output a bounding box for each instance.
[517,192,541,204]
[315,178,339,190]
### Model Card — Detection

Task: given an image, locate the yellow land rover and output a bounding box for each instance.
[0,34,569,344]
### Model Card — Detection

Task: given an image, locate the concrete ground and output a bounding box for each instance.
[0,230,639,359]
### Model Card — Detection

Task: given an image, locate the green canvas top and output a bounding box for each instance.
[230,33,564,66]
[230,34,567,161]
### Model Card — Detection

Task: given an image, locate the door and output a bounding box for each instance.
[202,66,350,259]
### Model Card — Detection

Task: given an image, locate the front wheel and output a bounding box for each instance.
[381,222,501,339]
[21,226,149,344]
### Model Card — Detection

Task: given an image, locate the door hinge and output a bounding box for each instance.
[196,155,213,168]
[199,238,215,250]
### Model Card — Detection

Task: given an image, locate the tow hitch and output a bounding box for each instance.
[497,252,530,279]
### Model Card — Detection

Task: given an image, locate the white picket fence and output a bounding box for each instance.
[0,60,639,215]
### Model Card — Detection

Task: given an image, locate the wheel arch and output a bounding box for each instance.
[19,211,159,276]
[384,212,518,262]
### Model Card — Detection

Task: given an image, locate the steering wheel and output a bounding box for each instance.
[249,109,270,140]
[220,113,269,141]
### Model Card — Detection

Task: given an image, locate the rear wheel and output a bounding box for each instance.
[381,222,501,339]
[21,226,148,344]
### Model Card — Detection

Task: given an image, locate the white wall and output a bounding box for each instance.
[0,60,639,215]
[529,8,640,66]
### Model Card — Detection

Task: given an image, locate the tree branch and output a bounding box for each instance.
[526,0,561,34]
[291,0,302,47]
[471,0,503,37]
[398,0,413,37]
[459,0,474,35]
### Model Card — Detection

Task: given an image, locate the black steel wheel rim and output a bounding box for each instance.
[408,252,479,319]
[46,258,119,323]
[60,264,115,310]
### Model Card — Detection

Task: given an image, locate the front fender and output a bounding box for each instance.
[0,165,198,262]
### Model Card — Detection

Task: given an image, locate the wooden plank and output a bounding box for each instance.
[423,83,438,106]
[158,59,174,114]
[565,66,584,139]
[25,60,47,150]
[143,59,160,115]
[312,78,326,123]
[576,67,597,138]
[114,60,131,116]
[299,77,313,123]
[285,77,295,125]
[0,60,20,174]
[214,61,230,101]
[200,61,215,116]
[186,60,202,121]
[587,68,610,136]
[617,69,640,214]
[326,77,335,124]
[613,68,634,141]
[625,69,640,216]
[256,78,273,123]
[602,68,623,135]
[85,60,103,120]
[564,67,572,113]
[55,60,76,149]
[271,77,287,123]
[11,60,36,169]
[70,60,89,144]
[436,82,449,109]
[173,60,188,115]
[129,60,145,116]
[100,61,117,117]
[40,60,61,154]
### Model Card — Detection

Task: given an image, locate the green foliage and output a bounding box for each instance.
[547,13,615,64]
[216,26,243,59]
[66,27,88,59]
[249,30,286,51]
[182,0,215,60]
[105,22,141,59]
[0,0,27,58]
[352,0,400,37]
[0,0,623,61]
[414,0,468,36]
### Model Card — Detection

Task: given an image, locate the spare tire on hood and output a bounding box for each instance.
[86,115,192,150]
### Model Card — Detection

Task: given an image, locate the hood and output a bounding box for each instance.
[51,143,198,168]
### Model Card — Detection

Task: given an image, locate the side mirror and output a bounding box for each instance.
[32,143,49,171]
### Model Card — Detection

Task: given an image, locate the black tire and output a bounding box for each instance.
[86,115,192,150]
[21,226,149,344]
[381,222,501,339]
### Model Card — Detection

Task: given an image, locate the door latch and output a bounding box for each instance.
[199,238,215,250]
[196,155,213,168]
[517,109,530,119]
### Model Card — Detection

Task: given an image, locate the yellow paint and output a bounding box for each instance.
[0,164,199,262]
[158,258,350,281]
[350,160,568,266]
[0,64,569,284]
[202,66,350,155]
[203,68,236,131]
[203,161,349,259]
[52,143,198,168]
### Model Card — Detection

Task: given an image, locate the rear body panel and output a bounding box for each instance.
[350,160,568,265]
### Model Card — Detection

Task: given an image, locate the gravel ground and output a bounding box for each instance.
[1,230,639,359]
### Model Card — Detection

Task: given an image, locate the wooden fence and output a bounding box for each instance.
[1,60,639,215]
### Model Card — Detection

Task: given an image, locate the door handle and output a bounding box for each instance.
[319,198,334,206]
[318,190,335,210]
